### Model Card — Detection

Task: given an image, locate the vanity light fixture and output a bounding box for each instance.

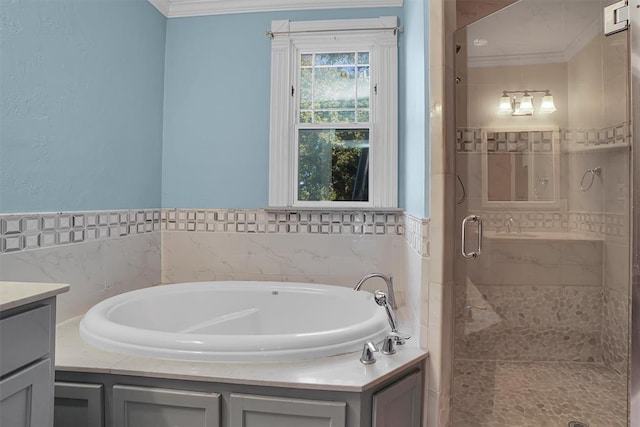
[497,89,556,116]
[539,90,557,113]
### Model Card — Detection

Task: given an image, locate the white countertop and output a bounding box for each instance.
[56,316,428,393]
[0,281,70,311]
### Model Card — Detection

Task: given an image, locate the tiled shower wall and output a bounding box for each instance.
[0,209,430,336]
[454,20,630,375]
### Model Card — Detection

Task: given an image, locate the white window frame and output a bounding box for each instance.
[268,16,398,208]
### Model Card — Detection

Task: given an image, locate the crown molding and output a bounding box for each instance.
[149,0,403,18]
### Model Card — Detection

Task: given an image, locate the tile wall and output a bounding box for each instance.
[0,210,162,321]
[0,208,430,341]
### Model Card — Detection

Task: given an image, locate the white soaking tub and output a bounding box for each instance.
[79,281,390,362]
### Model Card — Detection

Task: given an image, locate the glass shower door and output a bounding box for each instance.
[453,1,631,425]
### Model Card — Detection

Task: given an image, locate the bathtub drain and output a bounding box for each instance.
[568,421,589,427]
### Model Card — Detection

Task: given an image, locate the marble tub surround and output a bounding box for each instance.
[0,229,161,322]
[0,281,70,311]
[161,228,409,303]
[0,207,429,324]
[56,315,428,392]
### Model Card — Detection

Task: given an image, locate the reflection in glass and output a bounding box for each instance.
[299,51,370,124]
[297,129,369,202]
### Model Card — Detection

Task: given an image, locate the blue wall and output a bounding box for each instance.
[1,1,431,216]
[0,0,166,213]
[399,0,429,217]
[161,7,406,209]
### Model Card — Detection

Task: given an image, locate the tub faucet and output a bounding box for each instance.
[374,291,410,345]
[354,273,398,309]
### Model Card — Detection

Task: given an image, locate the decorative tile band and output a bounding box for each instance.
[457,122,630,153]
[0,209,161,254]
[468,209,628,238]
[470,210,569,232]
[563,122,630,149]
[403,213,430,257]
[0,208,431,255]
[569,211,628,237]
[162,208,404,236]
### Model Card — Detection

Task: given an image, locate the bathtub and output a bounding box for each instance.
[79,281,390,362]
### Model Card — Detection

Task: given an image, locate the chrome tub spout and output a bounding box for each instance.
[354,273,398,309]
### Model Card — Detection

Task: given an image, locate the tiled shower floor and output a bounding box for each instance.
[452,360,627,427]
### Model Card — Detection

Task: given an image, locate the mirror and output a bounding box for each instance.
[482,128,560,207]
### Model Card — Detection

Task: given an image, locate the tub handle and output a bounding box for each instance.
[360,341,379,364]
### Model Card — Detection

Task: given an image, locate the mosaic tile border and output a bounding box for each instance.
[457,122,631,153]
[569,211,628,237]
[162,208,404,236]
[0,209,161,254]
[0,208,431,255]
[403,213,430,257]
[470,210,569,232]
[468,209,628,238]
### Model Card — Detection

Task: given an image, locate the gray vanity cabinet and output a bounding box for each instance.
[229,393,346,427]
[0,358,52,427]
[55,360,424,427]
[0,300,58,427]
[372,370,422,427]
[112,384,221,427]
[54,382,104,427]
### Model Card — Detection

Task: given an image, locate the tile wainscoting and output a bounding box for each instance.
[0,208,430,328]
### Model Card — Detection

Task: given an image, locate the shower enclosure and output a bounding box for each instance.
[453,1,632,425]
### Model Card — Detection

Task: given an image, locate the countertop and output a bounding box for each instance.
[0,281,70,311]
[56,316,428,393]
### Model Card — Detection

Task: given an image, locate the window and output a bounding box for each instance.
[268,17,398,208]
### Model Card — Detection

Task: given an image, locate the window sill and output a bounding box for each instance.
[263,206,404,213]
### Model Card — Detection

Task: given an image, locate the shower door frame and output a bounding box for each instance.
[630,0,640,424]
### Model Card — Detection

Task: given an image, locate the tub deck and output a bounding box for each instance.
[56,316,428,393]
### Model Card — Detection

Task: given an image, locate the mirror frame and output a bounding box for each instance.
[481,127,562,209]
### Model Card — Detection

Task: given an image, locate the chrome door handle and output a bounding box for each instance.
[461,215,482,259]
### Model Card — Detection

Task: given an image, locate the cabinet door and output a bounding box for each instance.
[55,382,104,427]
[112,385,220,427]
[372,371,422,427]
[229,393,346,427]
[0,359,53,427]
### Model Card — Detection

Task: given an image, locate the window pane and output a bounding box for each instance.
[298,51,370,125]
[314,67,356,109]
[301,54,313,66]
[300,68,313,110]
[300,111,313,123]
[298,129,369,202]
[357,66,370,109]
[314,110,355,123]
[315,53,355,66]
[357,110,370,123]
